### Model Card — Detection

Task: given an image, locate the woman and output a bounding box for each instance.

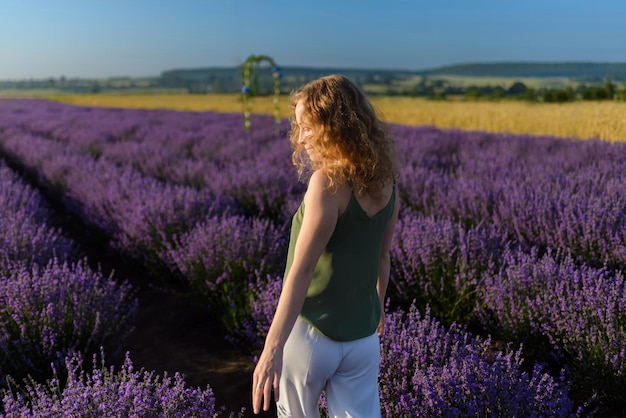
[252,74,399,417]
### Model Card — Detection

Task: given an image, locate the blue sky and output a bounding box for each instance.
[1,0,625,80]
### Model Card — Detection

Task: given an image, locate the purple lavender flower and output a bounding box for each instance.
[390,212,509,324]
[379,302,578,417]
[0,160,76,270]
[0,349,230,417]
[164,214,288,334]
[0,258,138,384]
[235,273,283,355]
[479,247,626,404]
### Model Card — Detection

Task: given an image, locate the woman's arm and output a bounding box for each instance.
[376,184,400,337]
[252,170,340,414]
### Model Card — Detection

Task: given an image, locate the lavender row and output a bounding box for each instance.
[0,133,235,416]
[0,259,137,385]
[379,303,579,417]
[0,160,74,271]
[0,131,232,266]
[0,159,138,386]
[0,127,291,352]
[390,210,626,405]
[478,248,626,404]
[1,350,223,417]
[392,125,626,270]
[163,214,290,336]
[0,99,303,221]
[389,212,510,324]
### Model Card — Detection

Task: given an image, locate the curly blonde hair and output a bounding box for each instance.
[289,74,397,197]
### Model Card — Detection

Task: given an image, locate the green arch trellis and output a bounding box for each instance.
[241,54,282,131]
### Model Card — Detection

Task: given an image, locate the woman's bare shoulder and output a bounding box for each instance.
[307,169,331,192]
[305,170,347,209]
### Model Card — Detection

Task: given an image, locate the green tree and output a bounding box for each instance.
[89,81,101,94]
[507,81,527,96]
[604,78,616,99]
[543,87,575,103]
[489,87,505,101]
[464,88,481,101]
[523,87,538,102]
[617,83,626,101]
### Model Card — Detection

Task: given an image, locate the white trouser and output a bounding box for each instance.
[276,316,381,418]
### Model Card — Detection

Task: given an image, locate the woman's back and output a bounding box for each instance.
[336,180,395,218]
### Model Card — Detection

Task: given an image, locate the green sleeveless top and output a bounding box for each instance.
[283,184,395,341]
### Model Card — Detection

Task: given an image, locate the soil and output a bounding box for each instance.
[86,244,278,418]
[120,285,276,417]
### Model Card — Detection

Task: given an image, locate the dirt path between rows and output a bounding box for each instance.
[49,211,276,416]
[85,243,277,417]
[121,284,272,417]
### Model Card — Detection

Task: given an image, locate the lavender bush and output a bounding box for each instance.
[0,161,75,271]
[391,125,626,270]
[0,131,233,272]
[164,214,288,335]
[390,212,510,324]
[379,303,580,417]
[0,350,231,417]
[0,258,137,384]
[0,99,300,223]
[478,248,626,404]
[235,274,283,355]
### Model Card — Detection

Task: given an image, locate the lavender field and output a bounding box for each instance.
[0,98,625,416]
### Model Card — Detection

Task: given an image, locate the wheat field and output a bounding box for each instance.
[47,93,626,142]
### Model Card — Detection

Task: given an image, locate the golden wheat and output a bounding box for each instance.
[374,97,626,143]
[48,93,626,142]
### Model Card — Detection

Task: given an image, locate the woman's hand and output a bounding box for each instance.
[252,346,283,414]
[377,310,385,337]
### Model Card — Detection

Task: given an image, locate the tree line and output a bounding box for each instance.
[416,78,626,102]
[3,66,626,102]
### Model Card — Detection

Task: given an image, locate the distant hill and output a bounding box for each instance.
[417,62,626,80]
[158,62,626,94]
[158,66,418,94]
[3,62,625,95]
